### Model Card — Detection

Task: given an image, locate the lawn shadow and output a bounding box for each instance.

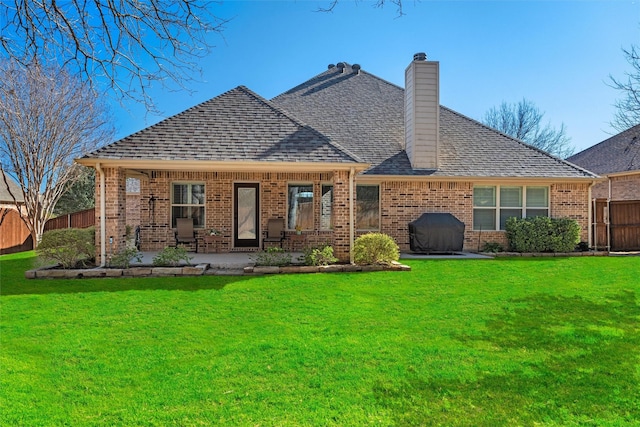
[1,257,249,296]
[373,291,640,425]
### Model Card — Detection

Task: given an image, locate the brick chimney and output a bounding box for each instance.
[405,52,440,169]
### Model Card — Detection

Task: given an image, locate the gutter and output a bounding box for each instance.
[95,163,107,267]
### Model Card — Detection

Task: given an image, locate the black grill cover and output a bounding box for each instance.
[408,213,465,253]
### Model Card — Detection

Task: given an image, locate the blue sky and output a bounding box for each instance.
[115,0,640,153]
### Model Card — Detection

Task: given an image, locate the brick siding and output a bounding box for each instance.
[98,169,592,261]
[591,174,640,201]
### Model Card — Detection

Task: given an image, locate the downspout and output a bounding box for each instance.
[587,181,598,248]
[349,167,355,264]
[607,177,612,252]
[95,163,107,267]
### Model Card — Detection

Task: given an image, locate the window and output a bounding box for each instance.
[321,185,333,230]
[356,185,380,230]
[171,183,205,228]
[288,184,314,230]
[473,185,549,231]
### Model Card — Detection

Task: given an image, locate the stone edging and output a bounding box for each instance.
[25,262,411,279]
[247,262,411,275]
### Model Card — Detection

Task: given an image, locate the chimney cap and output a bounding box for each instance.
[413,52,427,61]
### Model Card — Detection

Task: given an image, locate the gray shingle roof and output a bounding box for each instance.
[0,171,24,203]
[83,64,598,180]
[83,86,361,164]
[272,65,597,179]
[567,124,640,175]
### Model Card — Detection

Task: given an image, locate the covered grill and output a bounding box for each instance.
[408,213,465,253]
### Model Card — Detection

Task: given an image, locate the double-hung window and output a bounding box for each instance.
[473,185,548,230]
[171,183,205,228]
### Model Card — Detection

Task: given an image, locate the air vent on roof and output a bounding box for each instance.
[352,64,361,75]
[328,64,335,69]
[336,62,346,73]
[413,52,427,61]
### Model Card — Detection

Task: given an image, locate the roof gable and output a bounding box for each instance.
[567,124,640,175]
[83,86,362,164]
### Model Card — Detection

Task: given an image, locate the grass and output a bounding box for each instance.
[1,251,639,426]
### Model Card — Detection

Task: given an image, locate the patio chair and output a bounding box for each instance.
[262,218,285,250]
[175,218,198,253]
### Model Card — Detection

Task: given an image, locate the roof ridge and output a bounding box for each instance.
[440,105,599,178]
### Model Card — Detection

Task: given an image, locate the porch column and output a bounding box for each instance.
[95,167,127,264]
[332,170,353,263]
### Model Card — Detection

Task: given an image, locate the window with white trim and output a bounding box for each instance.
[171,183,205,228]
[473,185,549,231]
[356,185,380,230]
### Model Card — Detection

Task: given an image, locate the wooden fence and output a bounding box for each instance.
[593,199,640,251]
[0,207,95,255]
[0,208,32,255]
[44,208,95,231]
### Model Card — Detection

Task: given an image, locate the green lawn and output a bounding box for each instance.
[1,252,639,426]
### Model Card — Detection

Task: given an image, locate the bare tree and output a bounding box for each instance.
[610,45,640,132]
[483,98,574,158]
[0,1,227,112]
[0,60,112,246]
[319,0,405,15]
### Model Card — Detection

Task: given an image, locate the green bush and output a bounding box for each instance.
[37,227,95,269]
[506,216,581,253]
[482,242,504,253]
[352,232,400,266]
[252,247,292,267]
[303,244,338,266]
[109,247,142,268]
[152,246,192,267]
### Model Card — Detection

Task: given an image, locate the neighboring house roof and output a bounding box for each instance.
[82,63,597,180]
[567,123,640,175]
[83,86,362,165]
[0,171,24,204]
[272,65,597,179]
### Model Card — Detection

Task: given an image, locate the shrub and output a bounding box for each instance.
[152,246,192,267]
[352,232,400,266]
[109,247,143,268]
[252,247,292,267]
[482,242,504,253]
[303,244,338,266]
[37,227,95,269]
[506,216,581,253]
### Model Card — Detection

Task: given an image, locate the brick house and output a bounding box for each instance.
[567,124,640,201]
[77,54,600,265]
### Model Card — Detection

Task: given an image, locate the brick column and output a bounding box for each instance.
[332,170,352,262]
[96,167,127,261]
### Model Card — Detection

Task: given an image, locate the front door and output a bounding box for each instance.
[234,183,260,248]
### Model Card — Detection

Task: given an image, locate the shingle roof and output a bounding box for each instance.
[272,65,597,179]
[0,171,24,203]
[83,63,598,180]
[83,86,362,164]
[567,124,640,175]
